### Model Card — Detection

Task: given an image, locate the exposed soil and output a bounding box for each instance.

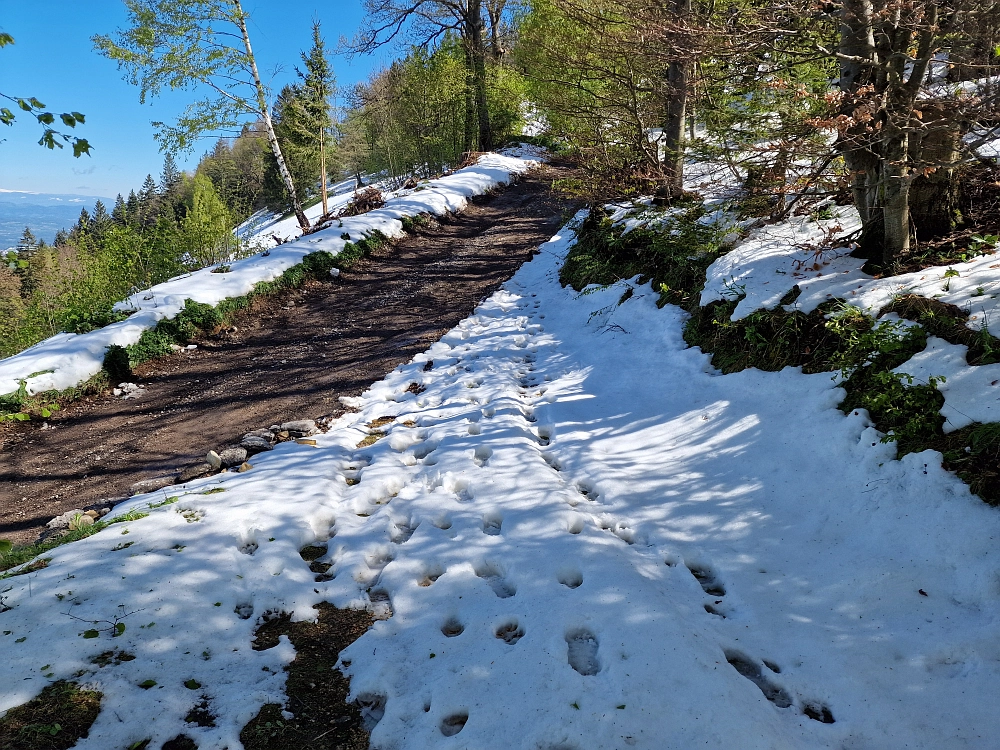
[240,601,376,750]
[0,165,577,546]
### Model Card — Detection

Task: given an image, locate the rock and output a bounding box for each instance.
[206,451,222,470]
[178,463,214,483]
[47,509,85,530]
[275,430,290,441]
[243,428,275,442]
[236,462,253,473]
[83,510,100,519]
[69,514,94,530]
[240,436,272,455]
[217,446,248,468]
[281,420,318,437]
[130,475,178,496]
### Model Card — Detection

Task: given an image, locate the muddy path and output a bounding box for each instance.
[0,165,577,546]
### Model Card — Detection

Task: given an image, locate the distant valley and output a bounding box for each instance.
[0,191,113,250]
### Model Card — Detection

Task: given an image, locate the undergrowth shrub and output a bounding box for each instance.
[560,203,726,309]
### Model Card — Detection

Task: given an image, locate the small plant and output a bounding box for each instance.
[69,603,140,639]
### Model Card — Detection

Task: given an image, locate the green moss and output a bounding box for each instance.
[560,203,726,310]
[0,681,101,750]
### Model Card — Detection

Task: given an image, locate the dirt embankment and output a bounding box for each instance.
[0,166,577,546]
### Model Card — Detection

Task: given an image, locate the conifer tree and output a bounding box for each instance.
[139,173,160,228]
[112,194,128,225]
[126,190,140,223]
[16,227,38,256]
[91,200,112,241]
[297,21,337,214]
[74,207,91,236]
[160,152,182,195]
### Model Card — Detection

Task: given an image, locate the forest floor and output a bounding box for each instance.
[0,165,577,547]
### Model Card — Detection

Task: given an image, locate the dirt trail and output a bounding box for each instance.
[0,165,577,546]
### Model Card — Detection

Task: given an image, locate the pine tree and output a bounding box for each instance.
[16,227,38,255]
[139,173,160,228]
[298,21,337,214]
[160,152,182,195]
[74,208,91,236]
[91,200,112,240]
[112,194,128,225]
[126,190,139,223]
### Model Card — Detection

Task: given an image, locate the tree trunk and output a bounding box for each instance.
[661,60,689,197]
[462,46,478,152]
[233,1,310,231]
[319,126,329,216]
[881,131,912,264]
[465,0,494,152]
[908,104,963,240]
[659,0,692,198]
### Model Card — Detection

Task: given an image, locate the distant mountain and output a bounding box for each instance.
[0,191,114,250]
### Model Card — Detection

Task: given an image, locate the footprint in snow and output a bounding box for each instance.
[686,561,726,597]
[495,618,525,644]
[474,560,516,598]
[473,446,493,467]
[599,516,636,545]
[726,652,789,709]
[418,563,445,587]
[566,628,600,675]
[482,511,503,536]
[541,452,561,472]
[557,566,583,589]
[440,711,469,737]
[390,517,419,544]
[441,616,464,637]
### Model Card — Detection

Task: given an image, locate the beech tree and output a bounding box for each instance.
[93,0,311,230]
[830,0,1000,266]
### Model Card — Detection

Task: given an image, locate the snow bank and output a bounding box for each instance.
[3,214,1000,748]
[702,205,1000,337]
[0,148,545,398]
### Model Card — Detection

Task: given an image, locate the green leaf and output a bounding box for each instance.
[82,629,100,639]
[73,138,92,158]
[184,679,201,690]
[138,679,157,689]
[59,113,77,127]
[114,622,126,636]
[40,408,51,418]
[0,33,14,48]
[13,413,30,421]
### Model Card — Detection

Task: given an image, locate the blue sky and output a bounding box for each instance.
[0,1,393,198]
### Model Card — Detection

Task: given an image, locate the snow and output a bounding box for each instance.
[702,207,1000,335]
[892,335,1000,432]
[3,214,1000,748]
[0,148,546,398]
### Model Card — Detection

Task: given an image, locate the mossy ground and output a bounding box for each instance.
[0,681,101,750]
[240,602,374,750]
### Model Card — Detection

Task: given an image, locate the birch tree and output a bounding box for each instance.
[93,0,311,230]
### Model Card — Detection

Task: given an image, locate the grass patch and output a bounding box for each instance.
[356,430,385,448]
[240,603,374,750]
[879,295,1000,366]
[0,510,149,576]
[0,681,101,750]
